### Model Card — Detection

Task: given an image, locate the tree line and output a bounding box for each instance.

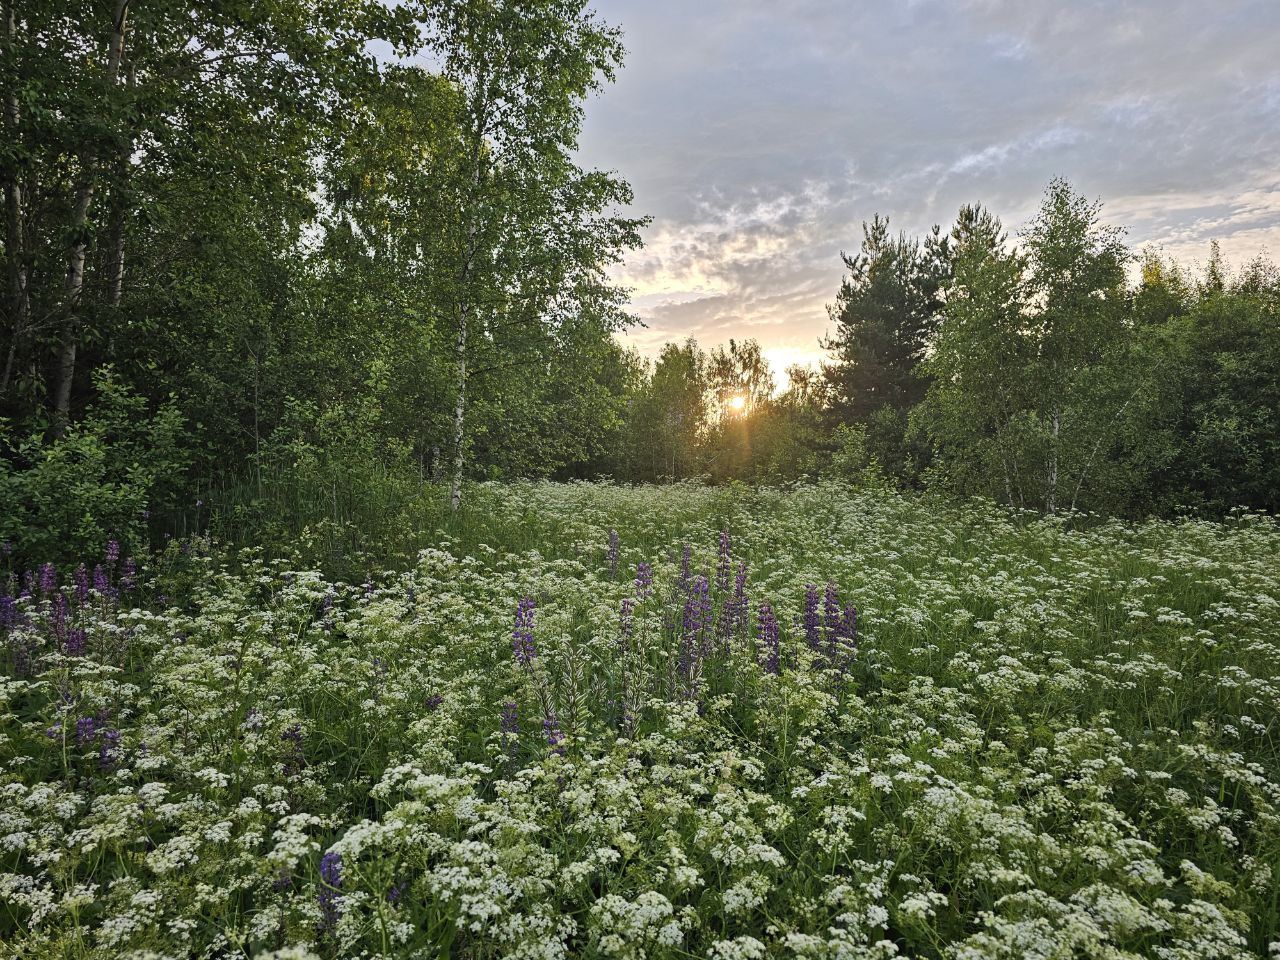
[613,181,1279,521]
[1,2,1276,565]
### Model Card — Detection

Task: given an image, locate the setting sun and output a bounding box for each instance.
[726,393,747,412]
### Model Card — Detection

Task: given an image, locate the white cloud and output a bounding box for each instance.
[580,0,1280,376]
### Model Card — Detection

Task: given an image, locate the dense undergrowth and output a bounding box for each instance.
[2,482,1279,959]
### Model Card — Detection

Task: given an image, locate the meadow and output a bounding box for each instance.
[2,481,1279,959]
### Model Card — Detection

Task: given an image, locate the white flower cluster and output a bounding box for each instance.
[1,482,1278,958]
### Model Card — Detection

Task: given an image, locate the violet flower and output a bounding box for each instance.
[319,851,343,932]
[679,575,711,694]
[120,558,137,591]
[65,628,86,657]
[513,596,537,667]
[635,562,653,598]
[543,709,565,755]
[75,716,97,748]
[715,529,732,592]
[758,602,780,675]
[99,728,120,769]
[606,529,620,577]
[73,565,90,603]
[803,584,821,653]
[500,701,519,737]
[619,597,635,650]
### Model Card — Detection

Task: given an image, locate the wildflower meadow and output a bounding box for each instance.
[2,481,1279,959]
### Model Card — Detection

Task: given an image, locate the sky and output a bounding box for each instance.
[574,0,1280,379]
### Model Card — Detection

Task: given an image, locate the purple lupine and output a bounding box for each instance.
[21,570,35,597]
[387,882,407,906]
[821,582,841,668]
[0,540,11,557]
[679,575,711,694]
[92,564,111,596]
[318,851,343,932]
[543,710,565,755]
[606,529,620,578]
[50,593,69,644]
[715,529,732,593]
[758,602,780,675]
[65,628,87,657]
[717,560,749,639]
[0,594,16,631]
[425,693,444,712]
[619,597,635,650]
[823,582,840,641]
[635,562,653,598]
[512,597,537,667]
[803,584,821,652]
[677,545,693,594]
[73,565,90,603]
[120,558,137,591]
[105,540,120,564]
[75,716,97,748]
[98,728,120,769]
[38,563,56,595]
[731,562,748,631]
[500,701,519,737]
[837,602,859,669]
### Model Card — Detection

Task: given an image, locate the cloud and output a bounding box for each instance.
[579,0,1280,371]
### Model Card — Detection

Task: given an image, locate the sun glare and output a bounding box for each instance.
[726,394,747,412]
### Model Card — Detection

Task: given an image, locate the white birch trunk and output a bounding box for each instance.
[1046,404,1060,513]
[1,2,28,397]
[449,307,468,511]
[52,0,129,431]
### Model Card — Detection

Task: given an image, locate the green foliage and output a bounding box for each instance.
[1140,255,1280,514]
[915,182,1134,512]
[827,423,887,487]
[0,370,185,563]
[821,214,950,483]
[1,0,645,551]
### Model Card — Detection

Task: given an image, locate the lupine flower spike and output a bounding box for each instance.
[513,596,537,667]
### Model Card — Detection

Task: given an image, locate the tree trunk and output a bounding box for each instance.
[104,60,135,313]
[448,102,487,512]
[449,306,468,511]
[52,182,95,431]
[51,0,130,433]
[1046,404,1061,513]
[1,0,28,399]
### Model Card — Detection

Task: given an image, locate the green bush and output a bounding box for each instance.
[0,369,187,564]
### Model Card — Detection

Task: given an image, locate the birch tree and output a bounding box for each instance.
[916,184,1133,512]
[416,0,643,510]
[1021,179,1129,512]
[0,0,412,427]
